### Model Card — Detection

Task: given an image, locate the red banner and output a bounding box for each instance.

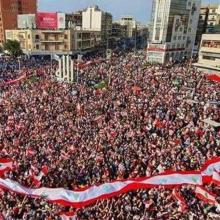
[36,12,57,29]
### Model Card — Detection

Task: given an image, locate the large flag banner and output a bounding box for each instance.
[59,211,77,220]
[0,157,219,209]
[195,186,217,205]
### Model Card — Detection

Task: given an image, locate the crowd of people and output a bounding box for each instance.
[0,51,219,219]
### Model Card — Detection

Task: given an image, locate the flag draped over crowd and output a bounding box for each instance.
[206,74,220,83]
[0,157,220,209]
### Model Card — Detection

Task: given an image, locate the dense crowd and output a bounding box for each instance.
[0,51,219,219]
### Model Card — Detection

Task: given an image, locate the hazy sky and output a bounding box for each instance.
[38,0,220,24]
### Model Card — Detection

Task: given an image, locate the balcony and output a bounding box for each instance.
[40,38,64,43]
[200,46,220,54]
[41,30,64,33]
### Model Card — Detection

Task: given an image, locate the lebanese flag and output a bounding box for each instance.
[195,186,217,205]
[59,211,77,220]
[0,159,13,176]
[172,188,187,212]
[212,170,220,186]
[206,74,220,83]
[32,165,49,187]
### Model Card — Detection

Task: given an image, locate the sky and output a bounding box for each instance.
[38,0,220,24]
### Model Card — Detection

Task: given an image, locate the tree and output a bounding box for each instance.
[3,40,23,57]
[0,44,3,53]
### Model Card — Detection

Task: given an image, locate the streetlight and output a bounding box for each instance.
[18,56,21,71]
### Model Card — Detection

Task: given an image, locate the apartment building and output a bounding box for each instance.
[194,34,220,73]
[147,0,201,64]
[116,16,137,38]
[195,4,220,48]
[5,29,101,55]
[0,0,37,43]
[82,6,112,46]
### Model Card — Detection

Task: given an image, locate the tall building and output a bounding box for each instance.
[147,0,201,64]
[195,4,220,51]
[195,6,209,49]
[82,6,112,46]
[0,0,37,43]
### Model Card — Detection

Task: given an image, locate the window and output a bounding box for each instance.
[35,35,39,40]
[55,44,59,50]
[178,36,181,40]
[36,45,39,50]
[28,34,30,39]
[173,36,177,40]
[203,55,215,60]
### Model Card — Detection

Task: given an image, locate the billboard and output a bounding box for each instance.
[18,14,36,29]
[57,13,66,29]
[36,12,57,29]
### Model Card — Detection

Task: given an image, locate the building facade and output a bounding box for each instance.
[194,34,220,73]
[206,5,220,33]
[147,0,201,64]
[0,0,37,43]
[65,11,82,29]
[195,6,209,49]
[112,22,127,41]
[82,6,112,46]
[72,30,101,52]
[5,29,101,55]
[195,4,220,51]
[116,16,137,38]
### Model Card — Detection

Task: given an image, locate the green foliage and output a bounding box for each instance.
[0,45,3,53]
[3,40,23,57]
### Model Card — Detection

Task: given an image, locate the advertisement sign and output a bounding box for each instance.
[18,14,36,29]
[36,12,57,29]
[57,13,66,29]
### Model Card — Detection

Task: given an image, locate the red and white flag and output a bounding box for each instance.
[59,211,77,220]
[32,165,49,187]
[172,188,187,212]
[0,159,13,176]
[212,170,220,186]
[26,148,36,157]
[195,186,217,205]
